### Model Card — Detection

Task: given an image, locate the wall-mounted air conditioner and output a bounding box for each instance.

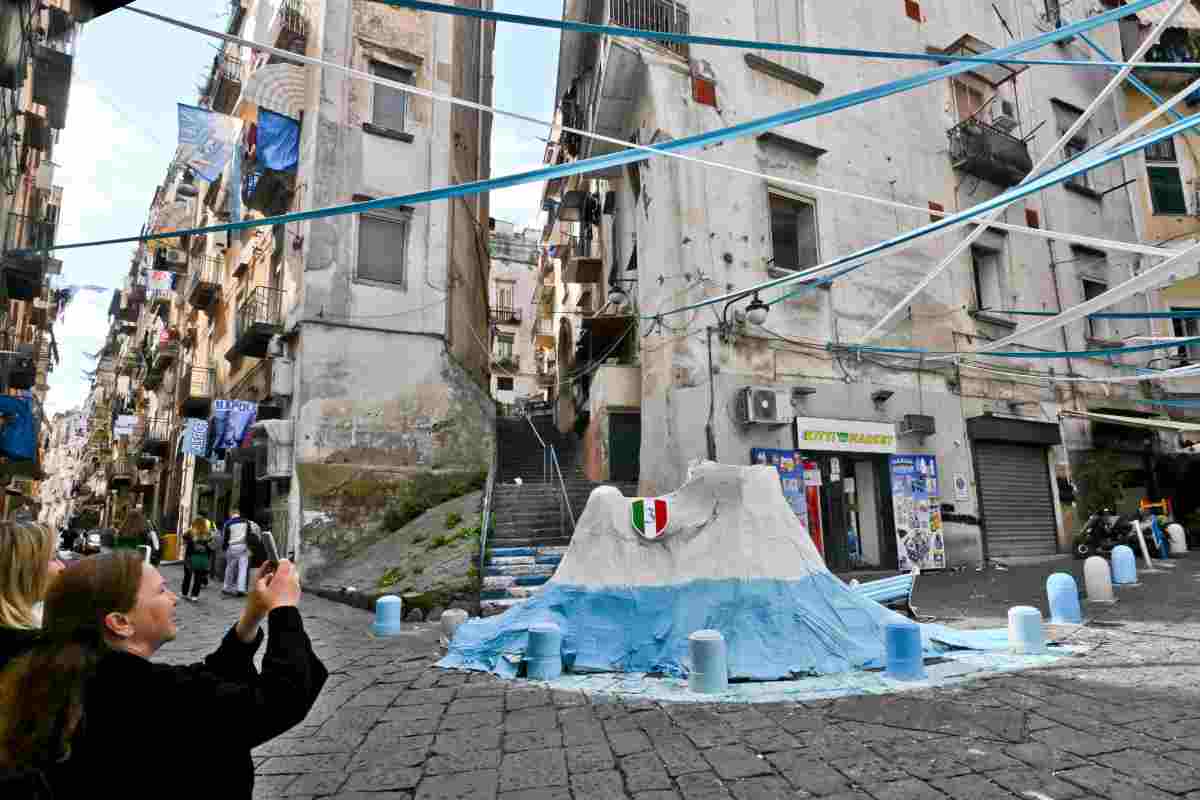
[159,248,188,269]
[736,386,795,426]
[899,414,936,437]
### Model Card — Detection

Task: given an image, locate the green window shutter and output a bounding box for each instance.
[1148,166,1189,215]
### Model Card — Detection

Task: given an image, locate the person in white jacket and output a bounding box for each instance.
[220,510,260,597]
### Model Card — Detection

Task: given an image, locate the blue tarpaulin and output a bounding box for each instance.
[177,104,243,182]
[257,109,300,173]
[0,395,37,461]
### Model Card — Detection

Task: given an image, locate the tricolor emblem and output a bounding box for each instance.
[631,497,670,539]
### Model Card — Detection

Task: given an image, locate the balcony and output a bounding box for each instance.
[563,234,604,283]
[149,339,179,377]
[2,213,60,301]
[227,286,284,360]
[148,289,175,310]
[493,355,520,372]
[109,457,134,488]
[609,0,688,58]
[211,52,243,114]
[154,247,189,273]
[273,0,309,58]
[1128,25,1200,90]
[948,118,1033,188]
[187,256,222,309]
[141,416,173,458]
[179,365,216,417]
[490,306,523,325]
[0,332,35,391]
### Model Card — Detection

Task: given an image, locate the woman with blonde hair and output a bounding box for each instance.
[0,521,63,669]
[181,518,215,602]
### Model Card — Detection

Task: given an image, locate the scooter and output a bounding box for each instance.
[1074,509,1154,559]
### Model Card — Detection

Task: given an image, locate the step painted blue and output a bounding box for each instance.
[490,547,536,558]
[515,575,550,587]
[480,590,515,600]
[535,555,563,565]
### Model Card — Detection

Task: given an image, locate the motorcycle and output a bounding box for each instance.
[1074,509,1158,559]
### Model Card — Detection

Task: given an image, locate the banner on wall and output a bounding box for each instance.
[751,448,811,546]
[803,459,824,557]
[209,400,258,459]
[889,454,945,571]
[181,418,209,457]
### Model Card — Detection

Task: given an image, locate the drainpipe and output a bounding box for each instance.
[705,327,717,461]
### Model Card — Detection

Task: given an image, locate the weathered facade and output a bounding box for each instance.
[541,0,1200,569]
[77,0,497,574]
[487,219,542,408]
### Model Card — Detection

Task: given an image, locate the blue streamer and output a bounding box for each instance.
[997,309,1200,319]
[383,0,1184,71]
[1138,396,1200,406]
[18,0,1164,263]
[847,335,1200,359]
[1080,33,1187,124]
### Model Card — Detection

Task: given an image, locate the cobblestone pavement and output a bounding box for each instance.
[157,561,1200,800]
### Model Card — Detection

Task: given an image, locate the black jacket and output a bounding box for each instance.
[0,624,40,672]
[45,607,327,799]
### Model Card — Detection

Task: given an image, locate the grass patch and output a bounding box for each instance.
[381,469,486,532]
[377,566,406,588]
[429,535,450,549]
[445,511,463,529]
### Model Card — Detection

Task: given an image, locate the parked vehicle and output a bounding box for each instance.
[1074,510,1160,559]
[74,529,102,555]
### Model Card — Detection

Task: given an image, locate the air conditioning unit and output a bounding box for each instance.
[899,414,936,437]
[159,248,188,269]
[736,386,794,426]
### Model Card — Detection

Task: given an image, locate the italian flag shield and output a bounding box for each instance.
[631,498,669,539]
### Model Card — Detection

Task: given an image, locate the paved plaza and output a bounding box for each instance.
[157,560,1200,799]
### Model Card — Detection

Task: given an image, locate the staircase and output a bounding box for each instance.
[481,415,638,615]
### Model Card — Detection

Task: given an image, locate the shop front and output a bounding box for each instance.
[754,417,907,572]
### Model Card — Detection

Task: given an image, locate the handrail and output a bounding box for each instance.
[478,424,498,585]
[522,411,549,482]
[550,445,576,526]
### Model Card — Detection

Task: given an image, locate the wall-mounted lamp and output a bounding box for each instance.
[871,389,894,405]
[745,294,770,325]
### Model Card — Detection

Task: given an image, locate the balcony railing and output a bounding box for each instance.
[228,286,284,360]
[493,355,520,372]
[609,0,689,58]
[535,318,555,336]
[4,212,56,254]
[187,256,222,309]
[275,0,309,55]
[490,306,523,325]
[179,365,216,417]
[141,416,173,457]
[948,117,1033,188]
[211,52,243,113]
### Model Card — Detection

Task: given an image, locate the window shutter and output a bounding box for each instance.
[928,201,944,223]
[1025,208,1040,229]
[692,77,717,107]
[1149,166,1188,215]
[904,0,921,21]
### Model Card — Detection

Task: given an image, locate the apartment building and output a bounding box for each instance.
[81,0,496,571]
[0,1,131,519]
[539,0,1200,569]
[487,219,543,409]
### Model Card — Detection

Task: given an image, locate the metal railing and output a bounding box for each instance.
[947,117,1033,187]
[277,0,309,47]
[236,286,284,339]
[490,306,523,325]
[478,431,498,591]
[4,212,56,253]
[189,255,222,293]
[182,364,216,400]
[609,0,689,58]
[523,413,576,539]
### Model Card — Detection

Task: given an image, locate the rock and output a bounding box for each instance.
[405,608,426,623]
[426,606,445,622]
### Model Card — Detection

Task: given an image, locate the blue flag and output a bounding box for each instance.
[210,399,258,458]
[181,418,209,457]
[177,103,243,182]
[257,108,300,173]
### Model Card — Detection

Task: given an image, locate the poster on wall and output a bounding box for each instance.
[751,448,811,548]
[889,454,946,571]
[803,460,824,556]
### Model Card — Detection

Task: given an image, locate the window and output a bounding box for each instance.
[496,334,514,360]
[768,192,819,272]
[754,0,806,75]
[953,80,985,123]
[1044,0,1062,28]
[1146,135,1188,215]
[1172,310,1200,364]
[496,376,514,391]
[371,62,414,133]
[357,208,411,287]
[1082,279,1108,340]
[495,282,514,310]
[1053,101,1093,192]
[970,245,1005,313]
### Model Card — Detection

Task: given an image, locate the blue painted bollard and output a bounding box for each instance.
[525,623,563,680]
[884,621,926,681]
[1007,606,1046,655]
[1111,545,1138,584]
[689,630,729,694]
[371,595,403,637]
[1046,572,1082,624]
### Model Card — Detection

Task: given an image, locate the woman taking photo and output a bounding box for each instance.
[181,518,215,602]
[0,521,64,669]
[0,552,327,799]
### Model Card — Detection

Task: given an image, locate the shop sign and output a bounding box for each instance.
[794,417,897,454]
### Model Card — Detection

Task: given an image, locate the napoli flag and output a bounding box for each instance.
[178,103,243,182]
[630,498,670,540]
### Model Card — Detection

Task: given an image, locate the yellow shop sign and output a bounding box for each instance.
[794,417,898,454]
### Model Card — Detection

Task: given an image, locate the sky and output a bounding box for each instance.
[45,0,561,415]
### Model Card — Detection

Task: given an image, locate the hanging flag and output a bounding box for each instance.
[209,399,258,457]
[146,270,173,292]
[228,131,244,223]
[181,418,209,457]
[630,497,670,540]
[257,108,300,173]
[177,103,244,182]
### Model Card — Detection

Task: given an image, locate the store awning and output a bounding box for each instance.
[1134,3,1200,30]
[1061,409,1200,432]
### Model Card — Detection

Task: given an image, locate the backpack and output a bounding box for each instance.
[188,545,211,572]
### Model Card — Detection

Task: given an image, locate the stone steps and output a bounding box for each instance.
[478,544,565,616]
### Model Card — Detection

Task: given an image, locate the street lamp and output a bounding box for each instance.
[720,292,770,339]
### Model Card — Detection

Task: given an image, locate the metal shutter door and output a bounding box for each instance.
[975,442,1057,558]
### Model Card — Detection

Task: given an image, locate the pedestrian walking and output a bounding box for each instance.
[181,519,215,602]
[0,551,327,800]
[0,521,64,670]
[221,509,259,597]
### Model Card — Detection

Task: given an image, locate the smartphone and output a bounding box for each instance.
[261,532,280,573]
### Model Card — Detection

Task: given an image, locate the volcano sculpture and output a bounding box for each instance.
[441,463,952,680]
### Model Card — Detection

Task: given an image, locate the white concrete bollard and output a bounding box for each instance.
[1168,523,1189,556]
[441,608,469,639]
[1083,556,1115,603]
